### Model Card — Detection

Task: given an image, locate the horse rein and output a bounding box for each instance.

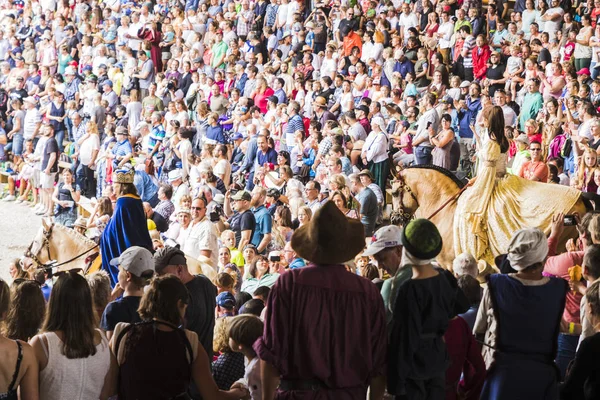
[25,223,99,270]
[392,172,470,223]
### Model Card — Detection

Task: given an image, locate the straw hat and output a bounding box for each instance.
[291,201,365,264]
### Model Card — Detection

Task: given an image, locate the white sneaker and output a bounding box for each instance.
[2,195,16,201]
[33,204,44,212]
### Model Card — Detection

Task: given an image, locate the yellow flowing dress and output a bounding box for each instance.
[454,132,581,265]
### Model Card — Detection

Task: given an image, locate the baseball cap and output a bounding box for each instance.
[231,132,244,141]
[515,133,530,145]
[577,68,591,76]
[231,190,251,201]
[168,169,182,182]
[154,246,188,273]
[109,246,155,277]
[460,81,471,88]
[362,225,403,256]
[103,80,113,87]
[83,65,93,72]
[216,292,236,309]
[115,126,128,135]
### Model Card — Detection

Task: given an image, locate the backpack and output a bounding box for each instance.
[549,134,567,160]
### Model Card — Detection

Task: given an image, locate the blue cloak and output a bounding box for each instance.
[100,195,153,286]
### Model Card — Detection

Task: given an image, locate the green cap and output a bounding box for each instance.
[400,218,443,260]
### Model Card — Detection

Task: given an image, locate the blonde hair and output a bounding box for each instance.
[578,148,598,189]
[213,316,234,353]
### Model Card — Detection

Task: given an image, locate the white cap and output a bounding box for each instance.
[362,225,403,256]
[109,246,155,277]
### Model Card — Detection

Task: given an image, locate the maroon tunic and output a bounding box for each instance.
[139,27,162,72]
[254,264,387,399]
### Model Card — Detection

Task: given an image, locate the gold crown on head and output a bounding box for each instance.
[115,168,135,184]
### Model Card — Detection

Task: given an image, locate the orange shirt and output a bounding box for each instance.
[519,160,549,183]
[343,32,362,58]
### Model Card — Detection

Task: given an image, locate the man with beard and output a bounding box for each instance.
[250,186,272,254]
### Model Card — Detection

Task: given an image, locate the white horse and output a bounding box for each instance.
[26,219,217,281]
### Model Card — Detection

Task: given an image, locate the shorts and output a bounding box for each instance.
[12,133,24,156]
[161,51,171,61]
[40,172,56,189]
[31,169,40,188]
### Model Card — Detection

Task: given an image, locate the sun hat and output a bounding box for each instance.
[515,133,530,145]
[400,218,443,260]
[362,225,403,256]
[73,217,88,229]
[168,169,182,182]
[506,228,548,271]
[109,246,155,277]
[291,201,365,264]
[358,169,375,181]
[313,96,328,108]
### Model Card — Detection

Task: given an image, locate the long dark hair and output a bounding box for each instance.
[5,281,46,341]
[484,106,509,153]
[43,271,98,358]
[138,275,189,326]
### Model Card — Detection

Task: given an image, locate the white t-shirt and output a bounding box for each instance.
[79,134,100,166]
[213,158,231,187]
[23,109,41,140]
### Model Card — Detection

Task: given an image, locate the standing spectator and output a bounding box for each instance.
[519,78,544,131]
[349,173,378,237]
[221,190,256,252]
[184,196,220,269]
[101,246,155,339]
[250,186,272,253]
[0,278,39,400]
[474,228,567,398]
[30,271,117,399]
[154,246,217,363]
[38,124,59,217]
[255,202,387,399]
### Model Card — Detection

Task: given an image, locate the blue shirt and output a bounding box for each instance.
[458,97,482,139]
[289,257,306,269]
[148,124,166,154]
[134,170,159,202]
[274,88,287,105]
[206,125,226,144]
[251,204,272,248]
[112,139,133,167]
[253,147,278,171]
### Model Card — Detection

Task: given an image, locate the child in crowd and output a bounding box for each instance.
[216,291,237,317]
[221,229,245,268]
[447,75,462,101]
[229,315,265,400]
[505,45,524,101]
[212,317,245,390]
[215,272,236,295]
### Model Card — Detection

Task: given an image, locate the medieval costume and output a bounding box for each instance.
[474,228,567,400]
[254,201,387,399]
[100,166,153,286]
[454,115,580,266]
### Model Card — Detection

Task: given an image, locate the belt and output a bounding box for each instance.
[279,379,327,391]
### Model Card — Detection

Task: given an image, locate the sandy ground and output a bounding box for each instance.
[0,186,42,282]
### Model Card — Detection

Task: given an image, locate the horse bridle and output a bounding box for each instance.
[25,223,99,270]
[390,173,419,226]
[25,224,54,269]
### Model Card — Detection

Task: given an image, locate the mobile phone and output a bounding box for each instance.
[426,121,432,129]
[564,215,577,226]
[269,255,281,262]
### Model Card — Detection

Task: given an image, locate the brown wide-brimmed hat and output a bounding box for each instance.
[291,201,366,264]
[313,96,328,108]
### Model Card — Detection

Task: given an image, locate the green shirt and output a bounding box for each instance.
[519,92,543,131]
[240,273,280,295]
[381,265,413,326]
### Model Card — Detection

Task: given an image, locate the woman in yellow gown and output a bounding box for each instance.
[454,106,581,265]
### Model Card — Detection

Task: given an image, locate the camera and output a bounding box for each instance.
[563,215,576,226]
[269,255,281,262]
[210,204,224,222]
[167,82,175,91]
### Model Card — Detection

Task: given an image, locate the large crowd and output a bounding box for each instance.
[2,0,600,398]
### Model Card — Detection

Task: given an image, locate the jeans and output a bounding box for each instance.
[414,146,432,165]
[555,333,579,380]
[592,61,600,80]
[55,130,65,152]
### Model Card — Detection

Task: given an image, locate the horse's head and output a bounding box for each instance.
[389,170,419,227]
[25,218,55,269]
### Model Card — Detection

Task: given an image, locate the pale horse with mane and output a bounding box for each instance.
[25,219,217,281]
